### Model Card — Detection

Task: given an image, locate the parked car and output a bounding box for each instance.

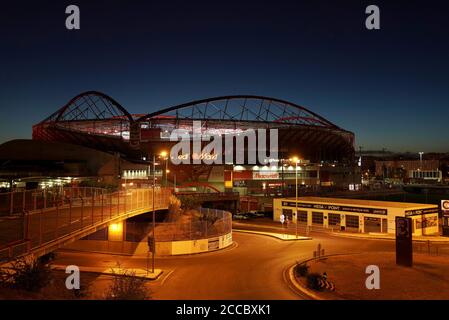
[233,214,249,220]
[247,211,265,218]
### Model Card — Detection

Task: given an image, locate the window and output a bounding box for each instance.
[283,209,293,220]
[328,213,341,226]
[312,211,323,225]
[346,215,359,228]
[297,210,308,223]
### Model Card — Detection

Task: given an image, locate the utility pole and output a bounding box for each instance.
[152,153,156,273]
[294,158,299,238]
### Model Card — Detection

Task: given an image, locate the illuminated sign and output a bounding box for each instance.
[405,207,438,216]
[281,201,387,215]
[177,153,218,161]
[442,200,449,216]
[253,172,279,180]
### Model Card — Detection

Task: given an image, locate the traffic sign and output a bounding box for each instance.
[442,200,449,215]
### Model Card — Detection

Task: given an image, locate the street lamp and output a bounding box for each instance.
[160,150,168,187]
[290,156,300,238]
[148,151,168,274]
[419,152,424,169]
[151,154,157,273]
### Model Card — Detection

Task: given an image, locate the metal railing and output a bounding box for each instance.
[413,241,449,256]
[0,187,171,262]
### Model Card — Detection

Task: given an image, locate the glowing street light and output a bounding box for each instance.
[160,150,169,187]
[419,152,424,170]
[290,156,300,238]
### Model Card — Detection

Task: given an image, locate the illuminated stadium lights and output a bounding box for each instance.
[29,91,357,194]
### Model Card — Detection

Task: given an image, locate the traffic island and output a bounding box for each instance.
[52,265,163,280]
[291,252,449,300]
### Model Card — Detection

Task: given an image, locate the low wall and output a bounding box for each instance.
[64,231,233,256]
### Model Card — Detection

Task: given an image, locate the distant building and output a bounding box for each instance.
[374,159,442,183]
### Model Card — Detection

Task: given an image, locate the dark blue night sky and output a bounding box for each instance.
[0,0,448,152]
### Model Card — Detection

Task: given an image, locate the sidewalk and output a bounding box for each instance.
[331,231,449,243]
[52,265,163,280]
[233,219,449,243]
[233,229,311,241]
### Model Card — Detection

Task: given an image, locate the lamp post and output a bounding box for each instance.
[290,156,300,238]
[151,154,157,273]
[419,152,424,168]
[160,151,168,187]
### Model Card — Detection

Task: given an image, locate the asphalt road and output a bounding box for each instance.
[54,231,396,300]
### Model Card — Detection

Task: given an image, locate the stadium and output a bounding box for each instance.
[2,91,358,196]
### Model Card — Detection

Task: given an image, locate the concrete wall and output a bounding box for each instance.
[64,231,233,256]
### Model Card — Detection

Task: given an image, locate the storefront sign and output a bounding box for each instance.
[405,207,438,216]
[177,152,218,161]
[281,201,387,215]
[253,172,279,180]
[442,200,449,216]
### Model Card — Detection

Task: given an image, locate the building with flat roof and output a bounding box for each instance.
[273,196,439,236]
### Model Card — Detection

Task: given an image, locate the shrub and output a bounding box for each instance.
[38,252,56,265]
[294,263,309,277]
[167,195,182,222]
[0,256,53,292]
[105,266,149,300]
[180,197,201,210]
[306,273,323,291]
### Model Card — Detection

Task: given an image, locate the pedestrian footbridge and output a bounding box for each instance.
[0,187,170,262]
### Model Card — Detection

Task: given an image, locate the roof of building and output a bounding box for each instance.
[282,196,438,209]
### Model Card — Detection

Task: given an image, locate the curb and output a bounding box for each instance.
[286,263,323,300]
[286,253,361,300]
[233,229,312,241]
[330,232,449,244]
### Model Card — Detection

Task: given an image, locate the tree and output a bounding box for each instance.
[167,195,181,222]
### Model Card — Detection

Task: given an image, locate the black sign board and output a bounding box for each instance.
[282,201,387,215]
[395,217,413,267]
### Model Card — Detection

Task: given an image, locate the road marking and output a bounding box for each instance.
[161,269,175,285]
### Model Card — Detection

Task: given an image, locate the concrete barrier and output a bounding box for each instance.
[64,231,233,256]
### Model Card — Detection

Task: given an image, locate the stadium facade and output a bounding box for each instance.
[1,91,359,194]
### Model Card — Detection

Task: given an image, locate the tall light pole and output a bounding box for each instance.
[151,154,156,273]
[290,156,299,238]
[149,150,168,274]
[160,151,168,187]
[419,152,424,168]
